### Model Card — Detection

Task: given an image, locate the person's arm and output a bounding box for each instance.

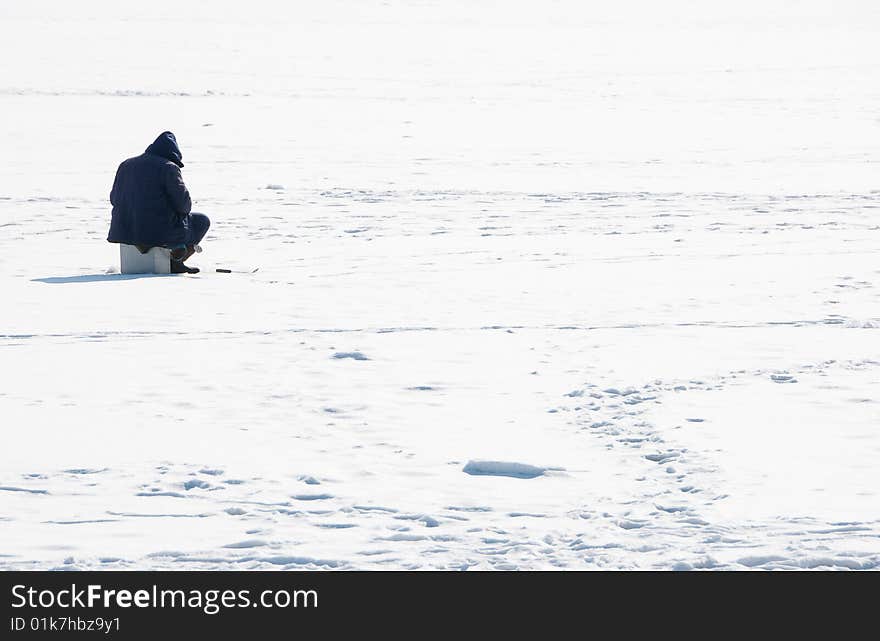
[163,163,192,219]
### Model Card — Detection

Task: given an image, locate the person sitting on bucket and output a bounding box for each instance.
[107,131,209,274]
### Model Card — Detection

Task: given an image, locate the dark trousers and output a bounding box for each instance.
[134,213,211,255]
[183,212,211,247]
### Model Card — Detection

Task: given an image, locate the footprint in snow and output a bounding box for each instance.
[644,452,680,464]
[332,352,369,361]
[183,479,211,490]
[394,514,440,528]
[603,388,638,396]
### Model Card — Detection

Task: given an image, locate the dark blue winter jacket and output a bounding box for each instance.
[107,132,192,247]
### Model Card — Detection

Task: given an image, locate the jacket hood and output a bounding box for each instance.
[145,131,184,167]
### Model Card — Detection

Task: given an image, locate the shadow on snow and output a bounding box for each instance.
[32,274,175,284]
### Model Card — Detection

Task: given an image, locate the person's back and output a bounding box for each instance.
[108,131,209,273]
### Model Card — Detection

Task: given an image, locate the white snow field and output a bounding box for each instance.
[1,1,879,570]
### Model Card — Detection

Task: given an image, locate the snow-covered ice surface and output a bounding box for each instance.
[1,1,879,570]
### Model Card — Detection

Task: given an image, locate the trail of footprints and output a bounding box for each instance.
[558,360,862,495]
[552,357,880,566]
[559,376,721,515]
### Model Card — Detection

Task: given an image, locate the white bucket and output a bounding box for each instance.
[119,244,171,274]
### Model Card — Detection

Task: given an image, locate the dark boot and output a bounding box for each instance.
[170,245,199,274]
[171,259,200,274]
